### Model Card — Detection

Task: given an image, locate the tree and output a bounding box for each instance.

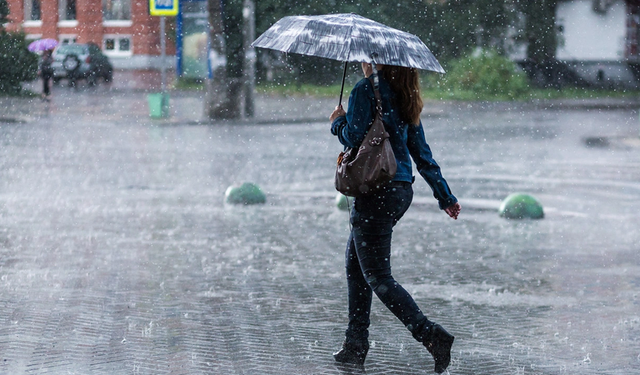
[252,0,516,85]
[0,0,39,95]
[405,0,515,61]
[214,0,560,91]
[516,0,559,63]
[205,0,251,120]
[0,0,9,26]
[254,0,349,86]
[514,0,561,87]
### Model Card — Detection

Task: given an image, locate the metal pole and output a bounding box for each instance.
[160,16,167,94]
[160,15,169,117]
[243,0,255,118]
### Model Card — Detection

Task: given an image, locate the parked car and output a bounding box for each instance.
[52,43,113,86]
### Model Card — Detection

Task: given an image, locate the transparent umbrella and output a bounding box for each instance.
[251,13,445,105]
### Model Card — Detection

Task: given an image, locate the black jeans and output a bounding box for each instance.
[345,181,430,343]
[42,75,51,96]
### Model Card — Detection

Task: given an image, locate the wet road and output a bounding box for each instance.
[1,81,640,374]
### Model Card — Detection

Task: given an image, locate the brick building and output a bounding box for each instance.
[4,0,176,69]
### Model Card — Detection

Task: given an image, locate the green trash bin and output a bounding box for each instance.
[148,93,170,118]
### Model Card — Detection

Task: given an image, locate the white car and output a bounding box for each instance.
[52,43,113,85]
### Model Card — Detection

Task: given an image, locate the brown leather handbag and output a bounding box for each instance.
[335,75,397,197]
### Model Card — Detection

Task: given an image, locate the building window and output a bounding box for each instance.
[103,35,133,56]
[119,38,130,51]
[59,0,77,21]
[59,35,77,45]
[103,0,131,21]
[24,0,41,21]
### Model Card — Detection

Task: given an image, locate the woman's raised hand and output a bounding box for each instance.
[330,105,346,122]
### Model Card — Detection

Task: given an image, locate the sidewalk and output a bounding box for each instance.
[8,69,339,125]
[103,69,640,117]
[8,69,640,127]
[2,69,640,375]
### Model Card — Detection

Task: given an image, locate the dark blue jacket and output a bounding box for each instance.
[331,76,457,210]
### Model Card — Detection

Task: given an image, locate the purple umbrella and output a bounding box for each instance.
[28,38,59,52]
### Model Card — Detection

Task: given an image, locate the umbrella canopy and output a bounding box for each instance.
[251,13,444,73]
[28,38,59,53]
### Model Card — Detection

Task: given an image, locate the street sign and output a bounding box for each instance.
[150,0,179,16]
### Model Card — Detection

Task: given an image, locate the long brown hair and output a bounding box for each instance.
[381,66,423,125]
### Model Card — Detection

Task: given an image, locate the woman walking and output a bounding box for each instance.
[39,49,54,101]
[329,62,461,373]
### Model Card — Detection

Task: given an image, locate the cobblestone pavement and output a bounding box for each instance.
[1,74,640,374]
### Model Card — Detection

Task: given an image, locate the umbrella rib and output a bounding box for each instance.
[344,15,355,62]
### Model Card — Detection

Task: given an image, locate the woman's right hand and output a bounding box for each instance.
[330,105,346,122]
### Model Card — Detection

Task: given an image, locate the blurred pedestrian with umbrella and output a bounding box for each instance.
[28,38,59,53]
[38,49,54,100]
[253,13,461,373]
[29,39,58,100]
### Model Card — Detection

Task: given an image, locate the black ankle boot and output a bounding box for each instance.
[423,323,454,374]
[333,339,369,365]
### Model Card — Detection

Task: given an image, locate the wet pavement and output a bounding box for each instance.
[1,72,640,374]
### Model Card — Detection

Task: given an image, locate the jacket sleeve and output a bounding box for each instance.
[407,122,458,209]
[330,79,374,148]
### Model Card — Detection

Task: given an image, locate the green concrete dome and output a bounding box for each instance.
[336,193,350,211]
[225,183,266,205]
[499,193,544,219]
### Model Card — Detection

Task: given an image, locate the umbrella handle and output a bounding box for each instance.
[338,61,348,107]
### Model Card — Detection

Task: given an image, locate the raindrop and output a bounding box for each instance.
[583,353,591,364]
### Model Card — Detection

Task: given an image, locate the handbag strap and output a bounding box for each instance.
[368,65,383,114]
